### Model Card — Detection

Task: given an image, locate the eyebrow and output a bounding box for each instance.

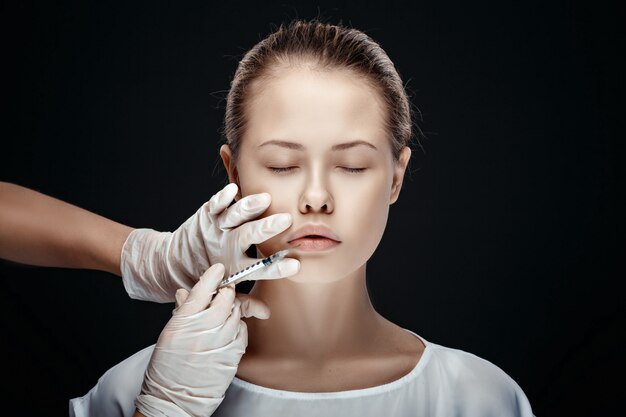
[258,139,378,151]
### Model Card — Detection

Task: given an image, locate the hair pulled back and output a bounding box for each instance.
[222,19,421,165]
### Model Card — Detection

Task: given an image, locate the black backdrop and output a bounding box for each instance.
[1,1,622,416]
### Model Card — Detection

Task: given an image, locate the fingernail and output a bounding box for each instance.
[275,213,292,228]
[278,258,300,277]
[244,193,270,209]
[218,185,237,205]
[224,183,238,194]
[212,263,225,274]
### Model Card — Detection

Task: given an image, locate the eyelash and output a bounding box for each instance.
[269,167,367,174]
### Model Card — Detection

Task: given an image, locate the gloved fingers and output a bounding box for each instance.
[206,283,237,323]
[216,192,271,230]
[174,285,236,332]
[236,213,292,249]
[207,183,239,216]
[235,293,271,319]
[174,288,190,309]
[219,297,243,341]
[242,258,300,282]
[174,263,225,317]
[237,319,249,346]
[233,318,249,351]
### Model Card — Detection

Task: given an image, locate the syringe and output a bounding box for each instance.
[217,249,291,288]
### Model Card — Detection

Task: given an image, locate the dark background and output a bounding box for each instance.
[1,1,622,415]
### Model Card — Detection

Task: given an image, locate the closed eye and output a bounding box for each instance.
[341,167,367,173]
[268,167,367,174]
[269,167,297,173]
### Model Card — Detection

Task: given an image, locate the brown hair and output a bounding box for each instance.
[220,18,423,167]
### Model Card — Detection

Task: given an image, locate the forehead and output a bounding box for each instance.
[242,67,389,152]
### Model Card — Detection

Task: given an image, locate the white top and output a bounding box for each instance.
[69,330,535,417]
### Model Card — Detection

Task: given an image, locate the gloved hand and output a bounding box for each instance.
[135,262,270,417]
[120,182,293,302]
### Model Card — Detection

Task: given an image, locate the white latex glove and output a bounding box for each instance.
[135,262,269,417]
[120,182,294,302]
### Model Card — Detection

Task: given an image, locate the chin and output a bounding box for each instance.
[286,258,360,284]
[285,273,344,284]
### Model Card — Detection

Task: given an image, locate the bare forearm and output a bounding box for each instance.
[133,411,147,417]
[0,181,134,275]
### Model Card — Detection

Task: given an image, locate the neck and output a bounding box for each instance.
[243,263,385,362]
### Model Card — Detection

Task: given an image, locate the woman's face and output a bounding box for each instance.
[221,66,410,283]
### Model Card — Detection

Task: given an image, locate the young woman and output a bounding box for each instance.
[69,19,535,417]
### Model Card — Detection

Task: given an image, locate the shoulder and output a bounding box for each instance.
[425,342,535,417]
[69,344,155,417]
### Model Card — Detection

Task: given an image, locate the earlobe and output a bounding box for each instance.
[219,144,242,200]
[389,146,412,205]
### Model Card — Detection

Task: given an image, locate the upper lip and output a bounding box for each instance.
[287,224,341,242]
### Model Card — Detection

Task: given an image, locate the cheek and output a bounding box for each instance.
[236,160,295,196]
[345,179,391,250]
[236,168,294,242]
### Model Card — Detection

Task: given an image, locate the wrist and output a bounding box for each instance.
[96,223,134,276]
[120,228,174,302]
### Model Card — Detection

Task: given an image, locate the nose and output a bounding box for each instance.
[298,169,334,214]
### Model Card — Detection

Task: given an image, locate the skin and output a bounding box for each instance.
[219,63,425,392]
[0,181,132,276]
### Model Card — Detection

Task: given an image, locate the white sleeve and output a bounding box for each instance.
[464,364,535,417]
[451,350,535,417]
[69,344,155,417]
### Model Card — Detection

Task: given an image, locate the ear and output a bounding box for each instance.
[219,144,242,200]
[389,146,412,205]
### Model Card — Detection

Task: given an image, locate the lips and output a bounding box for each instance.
[287,224,341,251]
[289,237,340,251]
